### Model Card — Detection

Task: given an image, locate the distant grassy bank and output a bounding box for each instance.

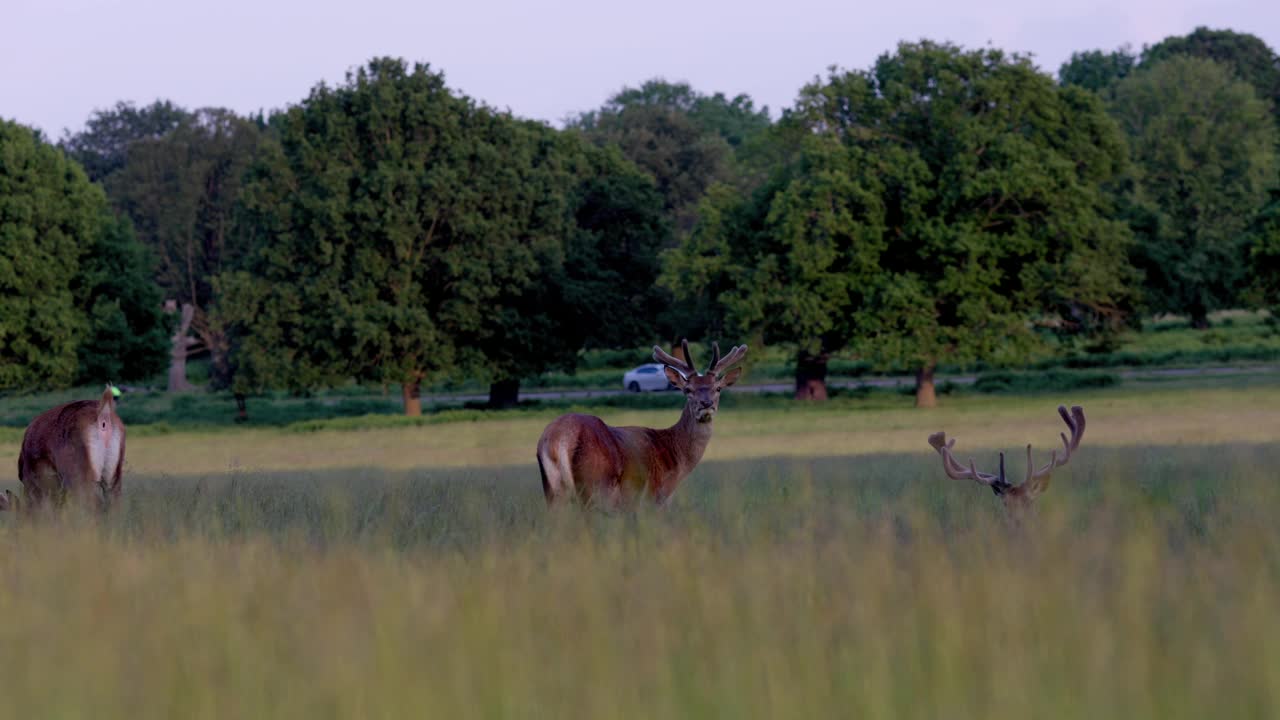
[1,379,1274,478]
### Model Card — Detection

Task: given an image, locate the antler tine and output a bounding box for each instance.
[707,342,721,375]
[653,339,695,374]
[708,343,749,376]
[928,431,1002,486]
[928,433,969,477]
[680,339,695,372]
[1028,405,1086,481]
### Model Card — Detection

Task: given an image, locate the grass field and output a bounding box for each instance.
[0,377,1277,717]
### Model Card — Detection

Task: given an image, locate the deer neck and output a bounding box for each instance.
[658,404,715,475]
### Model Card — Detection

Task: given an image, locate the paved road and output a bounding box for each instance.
[421,364,1277,406]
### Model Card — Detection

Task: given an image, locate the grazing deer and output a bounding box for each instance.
[537,340,747,508]
[3,385,126,513]
[927,405,1085,516]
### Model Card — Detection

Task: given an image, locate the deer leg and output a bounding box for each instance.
[537,454,556,505]
[20,457,61,511]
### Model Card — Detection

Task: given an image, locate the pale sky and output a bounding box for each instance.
[3,0,1277,139]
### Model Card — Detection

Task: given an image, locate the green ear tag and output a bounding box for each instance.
[110,385,122,398]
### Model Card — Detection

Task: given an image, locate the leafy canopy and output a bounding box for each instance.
[1110,56,1278,324]
[74,213,170,384]
[61,100,192,182]
[664,42,1136,373]
[221,59,592,395]
[0,121,98,389]
[1142,27,1280,118]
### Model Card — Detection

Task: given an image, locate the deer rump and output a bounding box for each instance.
[16,388,125,509]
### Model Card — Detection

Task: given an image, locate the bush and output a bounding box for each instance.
[972,370,1118,394]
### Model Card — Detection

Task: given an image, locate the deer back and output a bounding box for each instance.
[537,413,674,506]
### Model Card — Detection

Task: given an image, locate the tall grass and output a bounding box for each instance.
[1,444,1277,718]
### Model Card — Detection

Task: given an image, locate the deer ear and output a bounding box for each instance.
[718,367,743,388]
[663,366,687,389]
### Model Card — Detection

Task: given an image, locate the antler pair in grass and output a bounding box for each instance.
[928,405,1086,513]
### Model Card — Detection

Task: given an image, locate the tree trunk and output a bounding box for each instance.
[207,328,233,390]
[402,379,422,417]
[794,351,829,401]
[488,379,520,409]
[1190,306,1211,330]
[915,363,938,409]
[167,302,196,392]
[234,393,248,424]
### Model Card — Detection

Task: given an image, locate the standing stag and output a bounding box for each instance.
[927,405,1086,516]
[537,340,747,508]
[3,386,127,513]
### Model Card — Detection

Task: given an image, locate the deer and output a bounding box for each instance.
[927,405,1085,518]
[536,339,747,509]
[3,385,127,514]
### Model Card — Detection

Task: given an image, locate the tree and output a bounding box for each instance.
[572,104,728,233]
[220,58,595,415]
[664,42,1136,406]
[569,79,771,234]
[60,100,191,182]
[73,213,170,384]
[0,121,100,389]
[663,143,882,400]
[586,79,772,149]
[104,108,264,389]
[1247,187,1280,317]
[1142,27,1280,119]
[561,151,671,350]
[1058,47,1137,93]
[1110,57,1278,327]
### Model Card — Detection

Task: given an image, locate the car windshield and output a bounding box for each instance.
[636,367,658,374]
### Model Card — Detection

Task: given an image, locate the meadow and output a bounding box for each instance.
[0,375,1278,718]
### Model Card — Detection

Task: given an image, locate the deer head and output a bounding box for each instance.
[653,340,747,423]
[927,405,1086,515]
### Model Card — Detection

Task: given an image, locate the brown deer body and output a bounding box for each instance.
[6,386,126,512]
[537,340,746,508]
[928,404,1085,518]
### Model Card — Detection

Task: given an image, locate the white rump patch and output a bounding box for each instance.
[84,417,123,483]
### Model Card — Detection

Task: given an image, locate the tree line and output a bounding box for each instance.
[2,26,1278,411]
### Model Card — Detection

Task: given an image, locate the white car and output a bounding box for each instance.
[623,363,676,392]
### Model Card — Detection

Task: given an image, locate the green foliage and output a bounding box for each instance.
[223,59,595,401]
[560,151,672,349]
[971,369,1118,394]
[60,99,191,182]
[570,79,771,234]
[665,42,1137,382]
[0,120,101,390]
[586,78,773,149]
[106,109,262,309]
[1142,27,1280,117]
[1249,188,1280,315]
[73,213,170,383]
[1058,46,1137,93]
[103,107,265,387]
[573,103,729,232]
[1110,57,1278,326]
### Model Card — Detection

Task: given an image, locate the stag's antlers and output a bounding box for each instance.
[927,405,1086,512]
[653,340,747,378]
